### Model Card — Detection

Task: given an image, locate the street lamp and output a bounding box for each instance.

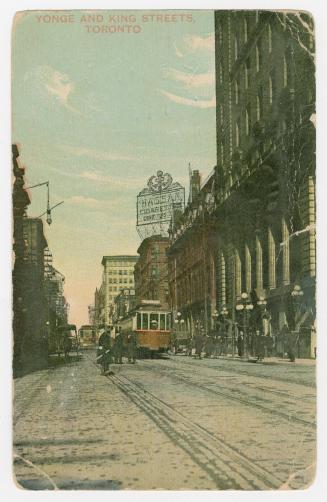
[235,292,254,358]
[26,180,64,225]
[220,306,230,355]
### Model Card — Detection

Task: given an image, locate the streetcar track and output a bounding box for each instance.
[106,370,284,490]
[146,358,312,401]
[166,357,315,388]
[137,362,315,429]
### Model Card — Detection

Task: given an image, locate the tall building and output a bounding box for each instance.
[167,11,316,356]
[101,255,138,325]
[134,235,170,309]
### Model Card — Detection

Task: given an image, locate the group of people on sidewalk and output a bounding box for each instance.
[172,325,298,362]
[97,329,137,374]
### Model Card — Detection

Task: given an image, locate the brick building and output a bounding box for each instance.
[167,11,316,355]
[134,235,170,309]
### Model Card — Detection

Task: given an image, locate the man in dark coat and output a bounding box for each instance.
[98,330,111,372]
[195,332,204,359]
[114,330,123,364]
[127,331,137,363]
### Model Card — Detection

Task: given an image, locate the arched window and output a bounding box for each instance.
[283,54,288,87]
[268,23,272,53]
[234,35,239,60]
[235,79,239,104]
[256,40,262,72]
[244,16,248,43]
[257,86,263,120]
[236,120,240,147]
[245,58,250,89]
[269,73,274,105]
[246,106,251,135]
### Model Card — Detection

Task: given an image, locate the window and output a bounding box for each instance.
[137,313,141,329]
[119,278,122,283]
[119,270,122,275]
[256,40,262,72]
[142,313,149,330]
[283,54,289,87]
[236,120,240,147]
[244,17,248,43]
[129,279,133,284]
[246,106,251,135]
[150,313,159,330]
[269,72,275,105]
[257,86,263,120]
[268,23,272,53]
[160,314,166,330]
[123,278,127,283]
[234,35,239,60]
[109,278,112,284]
[235,79,239,104]
[245,58,250,88]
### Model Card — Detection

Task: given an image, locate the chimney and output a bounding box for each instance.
[190,170,201,202]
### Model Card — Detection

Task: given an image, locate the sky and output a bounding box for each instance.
[12,10,217,326]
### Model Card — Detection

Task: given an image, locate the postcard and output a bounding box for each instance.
[12,9,316,490]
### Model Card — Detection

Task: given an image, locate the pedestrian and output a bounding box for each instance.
[127,331,137,363]
[237,331,244,357]
[186,335,193,357]
[98,330,111,374]
[195,331,204,359]
[114,329,123,364]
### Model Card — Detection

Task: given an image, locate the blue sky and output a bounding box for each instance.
[12,10,217,324]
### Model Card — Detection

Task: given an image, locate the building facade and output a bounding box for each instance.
[113,288,136,323]
[167,11,316,356]
[134,235,170,309]
[100,255,138,325]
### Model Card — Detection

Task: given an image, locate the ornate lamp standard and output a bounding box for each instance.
[235,292,254,358]
[220,306,230,355]
[257,296,268,335]
[291,284,304,357]
[174,312,185,353]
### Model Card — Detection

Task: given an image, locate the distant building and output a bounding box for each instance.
[113,288,136,323]
[134,235,170,309]
[100,255,138,325]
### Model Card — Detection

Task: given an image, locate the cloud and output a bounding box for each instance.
[160,90,216,109]
[164,68,215,88]
[173,42,184,58]
[184,33,215,52]
[67,195,121,211]
[24,65,79,113]
[59,144,136,161]
[80,170,144,188]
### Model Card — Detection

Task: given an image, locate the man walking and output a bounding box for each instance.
[127,331,137,364]
[114,329,123,364]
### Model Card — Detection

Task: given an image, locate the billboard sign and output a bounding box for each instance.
[136,171,185,230]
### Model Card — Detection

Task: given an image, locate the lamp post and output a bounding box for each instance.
[291,284,304,357]
[257,296,267,335]
[26,181,64,225]
[174,311,184,353]
[235,292,254,358]
[220,306,230,355]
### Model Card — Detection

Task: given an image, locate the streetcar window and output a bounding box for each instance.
[160,314,165,330]
[137,313,141,330]
[150,313,159,330]
[142,313,149,330]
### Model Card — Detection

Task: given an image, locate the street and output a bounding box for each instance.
[13,351,316,490]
